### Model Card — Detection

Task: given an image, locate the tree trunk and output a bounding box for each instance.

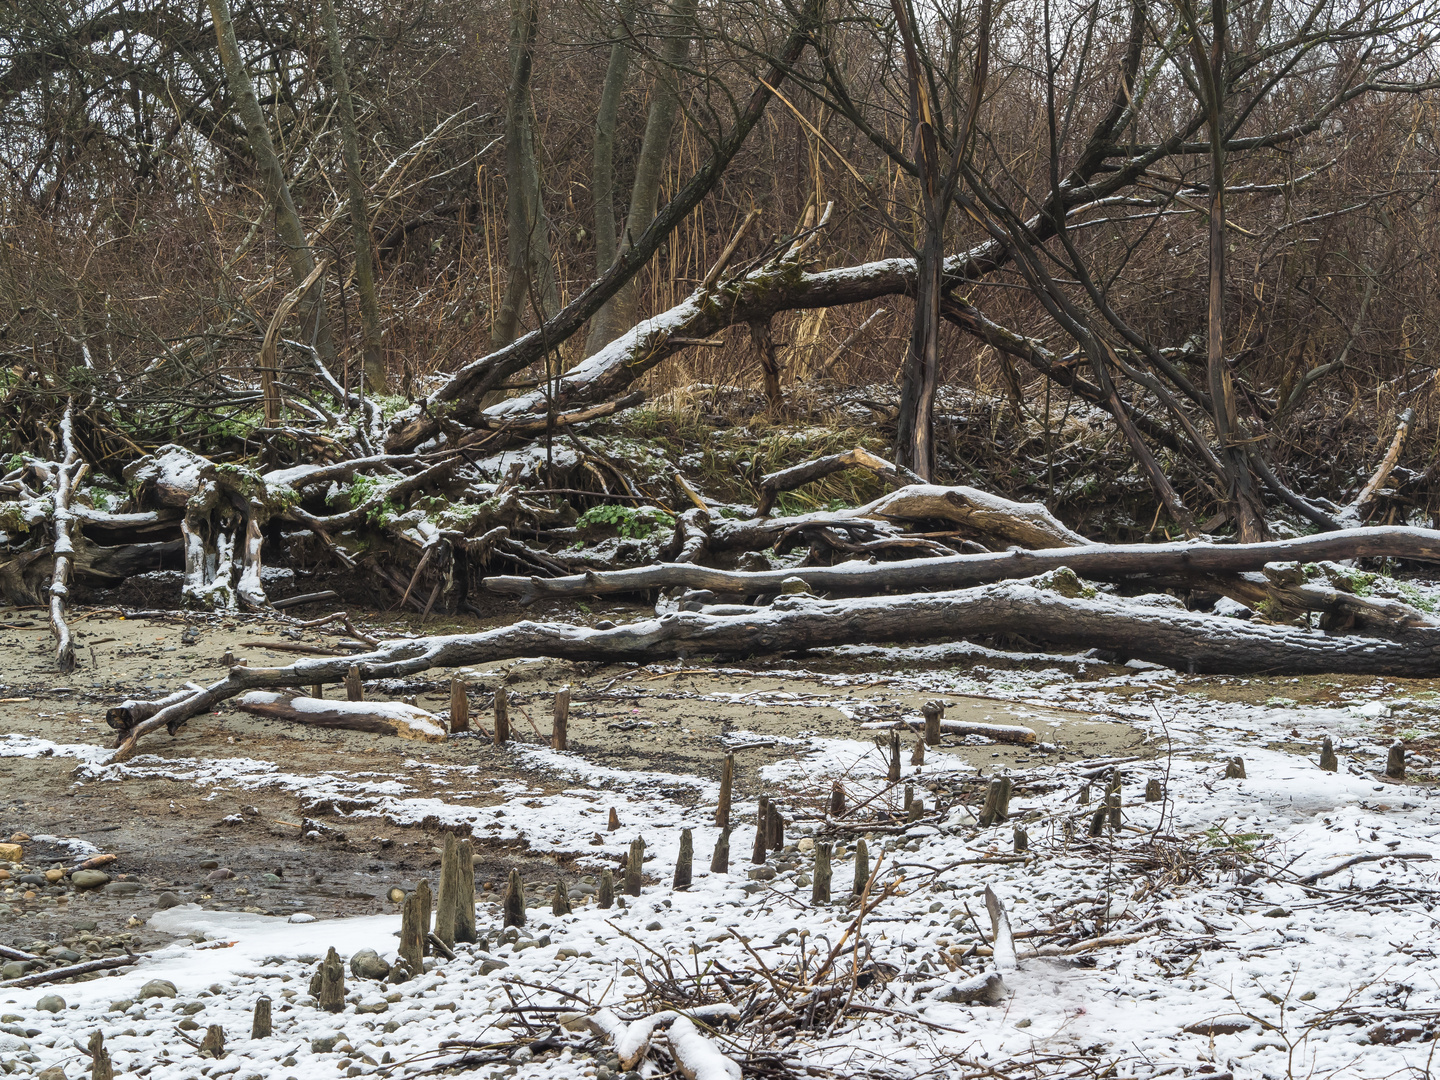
[320,0,385,392]
[584,0,699,355]
[590,1,635,284]
[492,0,558,349]
[207,0,339,380]
[236,691,447,742]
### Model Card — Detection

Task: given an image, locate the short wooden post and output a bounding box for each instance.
[710,828,730,874]
[674,828,693,889]
[624,837,645,896]
[310,684,323,700]
[223,646,234,667]
[752,796,769,864]
[415,878,431,950]
[450,679,469,733]
[812,842,832,904]
[502,867,526,927]
[1387,741,1406,780]
[1145,778,1163,802]
[493,690,510,745]
[435,834,459,949]
[1320,736,1338,772]
[1078,782,1091,805]
[607,807,620,831]
[908,796,924,822]
[903,785,913,814]
[552,875,572,915]
[828,781,845,817]
[853,838,870,895]
[910,737,925,766]
[715,753,734,829]
[552,686,570,750]
[250,997,271,1039]
[1087,805,1108,837]
[978,777,1012,826]
[345,664,363,701]
[200,1024,226,1057]
[597,869,615,909]
[456,839,477,943]
[767,803,784,851]
[887,731,901,783]
[1106,769,1122,830]
[923,700,943,746]
[1013,826,1028,853]
[319,945,345,1013]
[89,1030,114,1080]
[400,889,424,972]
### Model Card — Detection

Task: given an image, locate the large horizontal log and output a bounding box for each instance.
[108,575,1440,762]
[484,525,1440,604]
[236,692,447,742]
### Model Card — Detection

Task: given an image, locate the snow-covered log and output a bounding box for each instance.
[859,719,1037,745]
[48,402,80,672]
[235,692,447,742]
[664,1016,741,1080]
[108,575,1440,761]
[485,525,1440,604]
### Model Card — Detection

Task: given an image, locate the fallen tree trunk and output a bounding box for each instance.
[49,402,80,673]
[859,719,1037,745]
[235,691,448,742]
[107,576,1440,762]
[756,447,922,517]
[485,525,1440,604]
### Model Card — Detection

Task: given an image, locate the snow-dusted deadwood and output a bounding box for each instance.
[107,576,1440,761]
[47,401,81,672]
[486,525,1440,603]
[235,691,447,741]
[755,447,922,517]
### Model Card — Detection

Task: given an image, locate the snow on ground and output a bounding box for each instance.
[5,660,1440,1080]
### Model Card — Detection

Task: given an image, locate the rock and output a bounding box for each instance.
[177,1017,199,1031]
[44,869,64,883]
[206,868,234,881]
[70,869,110,890]
[36,1068,67,1080]
[199,860,219,870]
[796,837,815,853]
[104,881,143,896]
[479,959,509,975]
[47,948,81,963]
[555,948,579,960]
[312,1032,341,1053]
[1,962,31,980]
[1263,907,1291,918]
[155,891,181,909]
[0,843,21,862]
[1183,1017,1251,1036]
[779,576,811,595]
[138,979,177,1000]
[747,866,776,881]
[933,971,1007,1005]
[355,1000,388,1014]
[645,921,662,932]
[349,949,391,981]
[34,995,65,1014]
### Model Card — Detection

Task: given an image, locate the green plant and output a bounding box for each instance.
[576,504,675,539]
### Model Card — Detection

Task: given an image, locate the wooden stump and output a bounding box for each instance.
[493,690,510,745]
[250,996,271,1039]
[310,684,323,700]
[752,796,769,864]
[1224,757,1246,779]
[607,807,620,831]
[829,781,845,817]
[1320,736,1338,772]
[597,869,615,909]
[455,839,477,944]
[552,875,572,915]
[200,1024,226,1058]
[502,867,526,927]
[923,700,943,746]
[710,829,730,874]
[812,842,832,905]
[319,946,345,1013]
[400,888,425,973]
[1013,826,1028,853]
[450,679,469,733]
[908,797,924,822]
[910,737,925,766]
[978,777,1012,826]
[624,837,645,896]
[887,731,901,783]
[767,803,785,851]
[89,1030,113,1080]
[853,838,870,895]
[552,686,570,750]
[903,785,913,814]
[1105,769,1122,830]
[674,828,693,889]
[1145,778,1163,802]
[1387,741,1406,780]
[1078,782,1091,805]
[716,753,734,829]
[345,664,363,702]
[434,834,460,949]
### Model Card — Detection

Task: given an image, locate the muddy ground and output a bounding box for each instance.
[1,598,1425,964]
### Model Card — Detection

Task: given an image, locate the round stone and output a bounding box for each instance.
[70,869,110,890]
[349,948,391,981]
[155,891,181,909]
[105,881,143,896]
[34,995,65,1014]
[138,979,178,1000]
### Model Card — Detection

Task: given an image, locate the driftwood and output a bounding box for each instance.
[48,402,80,672]
[108,577,1440,761]
[859,718,1037,745]
[487,525,1440,604]
[0,953,138,988]
[1352,408,1414,519]
[756,447,922,517]
[235,691,448,741]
